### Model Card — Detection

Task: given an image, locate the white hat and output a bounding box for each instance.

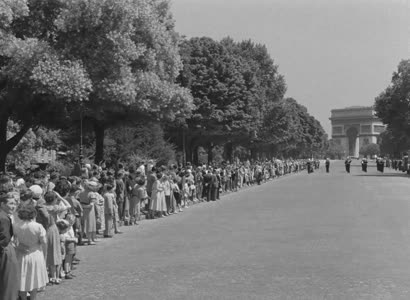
[29,185,43,199]
[15,178,25,187]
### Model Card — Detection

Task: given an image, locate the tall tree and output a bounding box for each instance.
[260,98,327,158]
[0,0,92,171]
[51,0,193,163]
[3,0,193,166]
[176,37,286,162]
[374,60,410,150]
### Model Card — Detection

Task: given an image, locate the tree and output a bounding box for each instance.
[176,37,286,163]
[259,98,327,158]
[2,0,193,169]
[379,128,407,158]
[374,60,410,151]
[6,120,63,170]
[325,139,344,160]
[359,143,380,158]
[0,0,92,171]
[105,123,177,166]
[52,0,193,163]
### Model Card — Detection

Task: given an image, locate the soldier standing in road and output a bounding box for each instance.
[361,157,368,172]
[345,157,352,173]
[325,158,330,173]
[377,157,385,173]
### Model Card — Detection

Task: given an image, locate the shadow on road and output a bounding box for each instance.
[354,173,410,178]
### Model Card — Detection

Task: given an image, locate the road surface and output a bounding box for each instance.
[41,160,410,299]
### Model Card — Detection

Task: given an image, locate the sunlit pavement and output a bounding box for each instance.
[41,160,410,300]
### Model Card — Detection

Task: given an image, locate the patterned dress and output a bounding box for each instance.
[45,204,66,266]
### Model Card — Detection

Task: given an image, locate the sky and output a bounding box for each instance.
[170,0,410,134]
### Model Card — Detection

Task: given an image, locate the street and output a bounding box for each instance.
[41,160,410,300]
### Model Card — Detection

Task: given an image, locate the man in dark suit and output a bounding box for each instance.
[0,191,19,300]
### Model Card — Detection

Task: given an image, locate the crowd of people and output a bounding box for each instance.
[0,158,316,300]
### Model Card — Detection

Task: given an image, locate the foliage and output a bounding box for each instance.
[260,98,327,158]
[52,0,193,162]
[6,120,63,170]
[325,139,344,159]
[100,122,177,167]
[177,37,286,149]
[374,60,410,152]
[0,0,193,169]
[359,143,380,158]
[379,128,407,158]
[0,0,92,171]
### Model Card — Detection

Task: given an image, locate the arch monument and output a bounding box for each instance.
[329,106,385,157]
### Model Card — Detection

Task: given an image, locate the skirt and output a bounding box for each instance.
[83,206,96,234]
[18,248,48,291]
[46,224,62,266]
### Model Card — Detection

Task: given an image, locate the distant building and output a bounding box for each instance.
[329,106,385,157]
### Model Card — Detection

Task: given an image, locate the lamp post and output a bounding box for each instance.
[79,109,84,167]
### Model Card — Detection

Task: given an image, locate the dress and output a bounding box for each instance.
[45,204,65,266]
[150,180,166,212]
[13,220,48,291]
[79,191,97,235]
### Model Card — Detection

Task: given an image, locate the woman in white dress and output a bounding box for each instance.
[14,205,48,300]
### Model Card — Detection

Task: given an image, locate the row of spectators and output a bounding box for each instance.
[0,158,315,300]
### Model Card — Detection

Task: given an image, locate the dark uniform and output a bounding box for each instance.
[325,158,330,173]
[361,158,368,172]
[376,158,385,173]
[345,157,352,173]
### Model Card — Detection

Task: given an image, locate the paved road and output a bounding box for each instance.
[41,161,410,300]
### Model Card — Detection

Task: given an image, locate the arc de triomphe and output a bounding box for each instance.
[329,106,385,157]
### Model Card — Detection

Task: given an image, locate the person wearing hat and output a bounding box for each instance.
[29,185,50,231]
[361,157,368,172]
[0,191,19,300]
[78,180,101,245]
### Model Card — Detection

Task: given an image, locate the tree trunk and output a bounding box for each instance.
[193,145,199,166]
[0,112,8,172]
[207,143,214,165]
[94,122,105,165]
[250,147,257,161]
[0,112,31,172]
[224,142,233,163]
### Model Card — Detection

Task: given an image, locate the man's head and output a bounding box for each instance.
[0,191,18,215]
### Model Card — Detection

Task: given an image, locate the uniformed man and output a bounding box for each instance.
[325,158,330,173]
[361,157,368,172]
[377,157,385,173]
[345,156,352,173]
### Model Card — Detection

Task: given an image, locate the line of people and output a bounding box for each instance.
[0,158,314,300]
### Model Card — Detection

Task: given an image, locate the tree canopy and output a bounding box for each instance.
[374,60,410,154]
[0,0,194,169]
[0,0,92,171]
[260,98,327,158]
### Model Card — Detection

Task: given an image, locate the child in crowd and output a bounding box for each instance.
[172,178,182,212]
[103,184,115,237]
[59,216,77,279]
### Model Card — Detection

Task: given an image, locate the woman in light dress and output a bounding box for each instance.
[43,191,70,284]
[149,173,167,218]
[14,205,48,300]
